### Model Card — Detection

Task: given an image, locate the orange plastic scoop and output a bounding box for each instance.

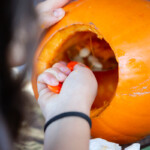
[48,61,78,94]
[48,83,63,94]
[67,61,78,71]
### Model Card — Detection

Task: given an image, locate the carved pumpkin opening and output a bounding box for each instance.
[32,0,150,143]
[45,30,119,117]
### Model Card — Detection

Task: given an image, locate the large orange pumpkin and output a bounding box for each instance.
[32,0,150,144]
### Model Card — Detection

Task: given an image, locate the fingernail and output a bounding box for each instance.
[60,67,71,75]
[53,8,65,18]
[58,73,66,80]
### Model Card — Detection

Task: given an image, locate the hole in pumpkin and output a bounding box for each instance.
[53,31,118,117]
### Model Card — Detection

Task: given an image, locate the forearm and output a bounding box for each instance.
[44,116,90,150]
[37,62,97,150]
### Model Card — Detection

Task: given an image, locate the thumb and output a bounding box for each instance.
[40,8,65,29]
[36,0,66,29]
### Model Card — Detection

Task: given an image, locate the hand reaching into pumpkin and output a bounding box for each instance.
[37,62,98,121]
[36,0,71,29]
[37,61,97,150]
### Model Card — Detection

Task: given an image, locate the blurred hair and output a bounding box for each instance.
[0,0,37,149]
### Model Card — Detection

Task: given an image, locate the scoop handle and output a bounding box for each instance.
[48,61,78,94]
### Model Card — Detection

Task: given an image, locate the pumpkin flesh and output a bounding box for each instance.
[32,0,150,144]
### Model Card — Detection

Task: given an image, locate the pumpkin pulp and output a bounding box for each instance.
[58,31,118,116]
[35,26,119,117]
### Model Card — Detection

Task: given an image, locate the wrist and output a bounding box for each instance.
[44,112,92,133]
[44,102,90,122]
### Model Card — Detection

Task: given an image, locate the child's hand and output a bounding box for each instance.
[36,0,71,29]
[37,62,98,121]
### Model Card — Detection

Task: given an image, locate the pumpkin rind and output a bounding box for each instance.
[32,0,150,144]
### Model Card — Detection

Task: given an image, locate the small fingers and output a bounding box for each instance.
[37,64,68,95]
[38,72,59,86]
[37,72,59,95]
[36,0,66,29]
[52,62,71,75]
[38,8,65,29]
[45,67,67,82]
[38,88,54,98]
[37,82,47,94]
[37,81,55,96]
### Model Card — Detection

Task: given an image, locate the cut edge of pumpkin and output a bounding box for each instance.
[33,23,119,119]
[38,24,102,66]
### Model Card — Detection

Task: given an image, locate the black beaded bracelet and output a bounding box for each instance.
[44,112,92,132]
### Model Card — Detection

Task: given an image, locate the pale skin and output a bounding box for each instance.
[9,0,98,149]
[37,62,98,150]
[36,0,71,29]
[36,1,98,150]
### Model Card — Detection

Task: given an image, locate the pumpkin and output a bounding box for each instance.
[32,0,150,144]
